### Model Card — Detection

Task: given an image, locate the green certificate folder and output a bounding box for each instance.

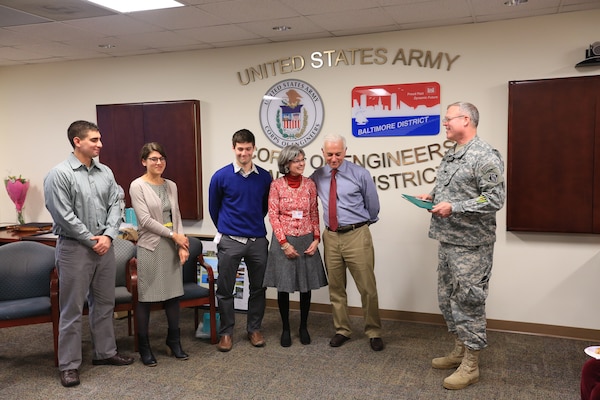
[401,194,433,210]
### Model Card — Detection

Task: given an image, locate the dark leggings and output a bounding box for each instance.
[278,291,311,330]
[136,298,180,336]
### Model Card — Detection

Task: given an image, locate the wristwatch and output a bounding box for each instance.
[169,231,174,238]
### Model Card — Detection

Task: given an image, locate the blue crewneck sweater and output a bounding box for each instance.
[208,163,272,238]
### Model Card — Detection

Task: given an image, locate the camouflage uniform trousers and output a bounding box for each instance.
[437,241,494,350]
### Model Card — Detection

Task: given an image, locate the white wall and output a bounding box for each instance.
[1,10,599,330]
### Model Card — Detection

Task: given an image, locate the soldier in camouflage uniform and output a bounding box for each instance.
[419,102,505,390]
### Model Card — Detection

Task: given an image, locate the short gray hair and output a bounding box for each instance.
[278,145,305,174]
[322,133,346,149]
[447,102,479,127]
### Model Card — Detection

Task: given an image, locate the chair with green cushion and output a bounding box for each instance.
[0,241,58,362]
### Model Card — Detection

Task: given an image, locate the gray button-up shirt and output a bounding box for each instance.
[44,153,121,248]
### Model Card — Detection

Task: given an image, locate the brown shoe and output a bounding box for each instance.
[247,331,265,347]
[329,333,350,347]
[92,352,134,366]
[216,334,232,352]
[60,369,80,387]
[370,337,384,351]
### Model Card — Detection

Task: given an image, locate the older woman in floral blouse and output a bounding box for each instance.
[263,145,327,347]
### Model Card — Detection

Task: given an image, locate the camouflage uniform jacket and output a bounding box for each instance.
[428,135,505,246]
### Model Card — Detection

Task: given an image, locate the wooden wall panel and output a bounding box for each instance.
[507,76,599,233]
[97,100,203,220]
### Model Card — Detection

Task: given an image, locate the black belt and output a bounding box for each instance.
[59,236,78,241]
[327,221,369,233]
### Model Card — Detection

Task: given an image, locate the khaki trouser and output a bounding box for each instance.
[323,225,382,338]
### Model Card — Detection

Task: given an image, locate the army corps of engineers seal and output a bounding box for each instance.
[259,79,325,148]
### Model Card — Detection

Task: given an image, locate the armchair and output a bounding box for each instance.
[129,236,217,351]
[0,241,58,362]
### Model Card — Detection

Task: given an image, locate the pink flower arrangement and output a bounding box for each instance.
[4,175,29,225]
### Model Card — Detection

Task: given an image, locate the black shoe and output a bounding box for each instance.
[280,330,291,347]
[329,333,350,347]
[138,334,157,366]
[59,369,80,387]
[166,328,189,360]
[299,327,311,345]
[92,353,134,366]
[370,337,384,351]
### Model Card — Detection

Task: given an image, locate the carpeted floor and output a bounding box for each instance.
[0,307,592,399]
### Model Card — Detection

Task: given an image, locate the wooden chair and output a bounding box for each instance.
[0,241,58,362]
[128,236,217,351]
[50,237,137,366]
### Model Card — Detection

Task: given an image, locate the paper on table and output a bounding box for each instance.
[401,194,433,210]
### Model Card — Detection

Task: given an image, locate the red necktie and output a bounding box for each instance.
[329,169,338,232]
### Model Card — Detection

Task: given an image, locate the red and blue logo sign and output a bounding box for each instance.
[351,82,441,137]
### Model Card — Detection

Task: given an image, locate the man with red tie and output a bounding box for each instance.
[310,133,384,351]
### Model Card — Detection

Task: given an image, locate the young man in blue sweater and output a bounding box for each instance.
[209,129,272,352]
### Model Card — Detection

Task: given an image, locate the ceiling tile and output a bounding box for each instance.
[239,16,327,37]
[7,21,107,42]
[0,0,116,20]
[62,14,166,35]
[129,6,227,29]
[384,0,472,25]
[307,8,398,31]
[120,30,200,48]
[177,24,260,43]
[279,0,380,15]
[0,5,50,27]
[198,0,300,23]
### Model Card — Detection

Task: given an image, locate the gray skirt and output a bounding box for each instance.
[263,232,328,293]
[137,238,184,302]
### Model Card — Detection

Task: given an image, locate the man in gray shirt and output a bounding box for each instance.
[44,120,133,388]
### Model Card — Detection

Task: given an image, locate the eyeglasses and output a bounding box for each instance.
[147,157,166,163]
[442,115,467,123]
[290,158,306,164]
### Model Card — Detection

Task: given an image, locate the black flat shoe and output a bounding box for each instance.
[299,328,311,345]
[280,330,291,347]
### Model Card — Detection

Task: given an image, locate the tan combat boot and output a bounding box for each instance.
[442,347,480,390]
[431,338,465,369]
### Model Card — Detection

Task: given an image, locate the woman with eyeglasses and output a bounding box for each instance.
[129,142,190,366]
[263,145,327,347]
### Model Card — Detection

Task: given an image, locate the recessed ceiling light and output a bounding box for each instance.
[273,26,291,32]
[504,0,528,5]
[87,0,184,13]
